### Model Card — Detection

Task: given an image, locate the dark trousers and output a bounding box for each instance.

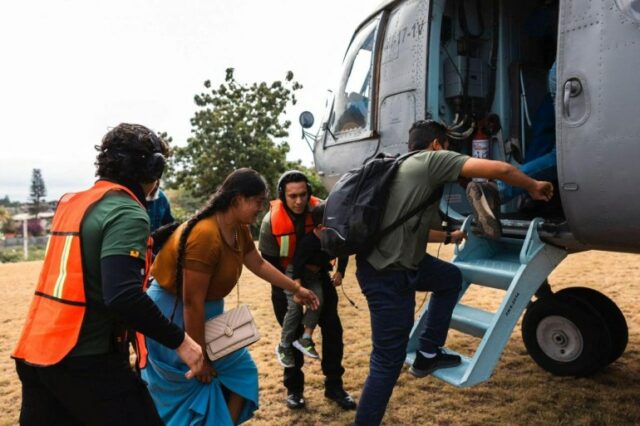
[271,280,345,395]
[354,254,462,426]
[15,354,163,426]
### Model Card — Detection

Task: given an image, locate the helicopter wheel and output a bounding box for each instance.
[521,292,612,377]
[556,287,628,365]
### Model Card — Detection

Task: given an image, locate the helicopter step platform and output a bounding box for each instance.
[405,217,567,387]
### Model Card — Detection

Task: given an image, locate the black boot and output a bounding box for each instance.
[324,387,357,410]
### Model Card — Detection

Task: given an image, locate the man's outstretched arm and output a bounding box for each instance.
[460,158,554,201]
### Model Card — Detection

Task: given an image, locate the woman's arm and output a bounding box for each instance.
[244,248,319,309]
[182,268,216,383]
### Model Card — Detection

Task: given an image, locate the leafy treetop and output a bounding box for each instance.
[169,68,303,199]
[29,169,47,218]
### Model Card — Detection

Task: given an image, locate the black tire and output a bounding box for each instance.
[522,293,613,377]
[557,287,628,364]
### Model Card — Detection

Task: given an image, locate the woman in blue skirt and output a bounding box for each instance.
[142,168,318,425]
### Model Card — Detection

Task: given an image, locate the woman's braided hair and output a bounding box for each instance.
[169,168,267,320]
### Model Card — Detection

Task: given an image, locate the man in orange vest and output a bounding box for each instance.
[12,123,206,425]
[258,170,356,410]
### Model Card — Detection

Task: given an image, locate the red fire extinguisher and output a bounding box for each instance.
[471,128,490,160]
[472,128,490,182]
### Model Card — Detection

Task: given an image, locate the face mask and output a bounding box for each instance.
[146,187,161,202]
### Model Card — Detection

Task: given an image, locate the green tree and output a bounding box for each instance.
[0,207,10,236]
[0,207,16,235]
[169,68,302,198]
[29,168,47,218]
[0,207,9,223]
[164,188,202,222]
[0,195,16,207]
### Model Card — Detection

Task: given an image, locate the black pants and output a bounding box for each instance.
[271,280,345,395]
[15,354,163,426]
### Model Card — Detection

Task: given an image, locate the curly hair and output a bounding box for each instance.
[94,123,170,183]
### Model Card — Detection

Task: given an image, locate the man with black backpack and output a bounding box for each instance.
[352,120,553,425]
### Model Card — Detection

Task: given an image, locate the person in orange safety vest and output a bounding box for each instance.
[258,170,356,411]
[12,123,207,426]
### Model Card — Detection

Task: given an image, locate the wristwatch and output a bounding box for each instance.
[444,231,452,245]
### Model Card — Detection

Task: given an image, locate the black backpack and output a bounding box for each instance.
[320,151,443,258]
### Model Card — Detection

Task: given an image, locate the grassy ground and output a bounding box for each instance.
[0,246,45,263]
[1,245,639,425]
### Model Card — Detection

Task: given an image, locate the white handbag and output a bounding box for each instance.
[203,289,260,361]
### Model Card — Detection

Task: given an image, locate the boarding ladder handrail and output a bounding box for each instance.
[405,216,567,387]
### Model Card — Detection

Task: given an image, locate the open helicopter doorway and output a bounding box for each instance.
[426,0,564,232]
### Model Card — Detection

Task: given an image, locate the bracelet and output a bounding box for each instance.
[444,231,452,245]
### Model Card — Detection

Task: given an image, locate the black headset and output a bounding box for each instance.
[277,170,312,201]
[143,131,166,181]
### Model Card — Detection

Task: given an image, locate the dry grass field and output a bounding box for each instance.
[1,245,639,425]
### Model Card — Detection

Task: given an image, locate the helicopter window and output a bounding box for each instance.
[328,16,380,140]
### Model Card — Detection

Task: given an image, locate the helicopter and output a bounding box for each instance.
[298,0,640,386]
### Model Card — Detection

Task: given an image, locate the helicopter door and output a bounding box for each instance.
[377,0,431,154]
[557,0,640,251]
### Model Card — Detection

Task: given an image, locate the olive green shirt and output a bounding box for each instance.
[366,150,469,271]
[68,193,150,357]
[258,211,281,258]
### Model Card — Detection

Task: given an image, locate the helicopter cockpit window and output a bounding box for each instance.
[328,17,380,141]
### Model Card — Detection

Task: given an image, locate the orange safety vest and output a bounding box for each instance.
[12,180,152,368]
[270,196,321,269]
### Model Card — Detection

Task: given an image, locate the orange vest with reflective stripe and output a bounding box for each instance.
[12,180,152,367]
[270,196,321,269]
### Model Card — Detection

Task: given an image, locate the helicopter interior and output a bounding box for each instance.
[429,0,563,226]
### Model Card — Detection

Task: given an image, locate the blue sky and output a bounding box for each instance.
[0,0,374,201]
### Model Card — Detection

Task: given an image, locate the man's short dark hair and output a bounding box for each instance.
[311,203,325,227]
[277,170,311,200]
[408,120,448,151]
[95,123,169,183]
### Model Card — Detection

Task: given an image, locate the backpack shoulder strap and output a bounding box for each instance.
[377,185,444,241]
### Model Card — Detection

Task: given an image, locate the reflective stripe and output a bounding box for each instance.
[43,235,52,257]
[279,235,290,257]
[53,236,74,299]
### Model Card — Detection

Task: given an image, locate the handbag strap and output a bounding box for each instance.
[236,282,240,307]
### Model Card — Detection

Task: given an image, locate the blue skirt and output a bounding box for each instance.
[141,282,259,425]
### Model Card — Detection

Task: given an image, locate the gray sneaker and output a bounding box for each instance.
[466,181,502,239]
[276,344,295,368]
[293,337,320,359]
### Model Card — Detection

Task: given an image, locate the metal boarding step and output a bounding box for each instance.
[405,217,567,387]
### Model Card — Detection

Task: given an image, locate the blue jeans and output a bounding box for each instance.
[354,254,462,426]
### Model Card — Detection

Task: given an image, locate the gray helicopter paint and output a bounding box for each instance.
[378,0,429,153]
[557,0,640,252]
[312,0,640,253]
[314,0,431,187]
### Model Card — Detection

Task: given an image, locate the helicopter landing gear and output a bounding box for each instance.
[556,287,628,364]
[521,286,627,377]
